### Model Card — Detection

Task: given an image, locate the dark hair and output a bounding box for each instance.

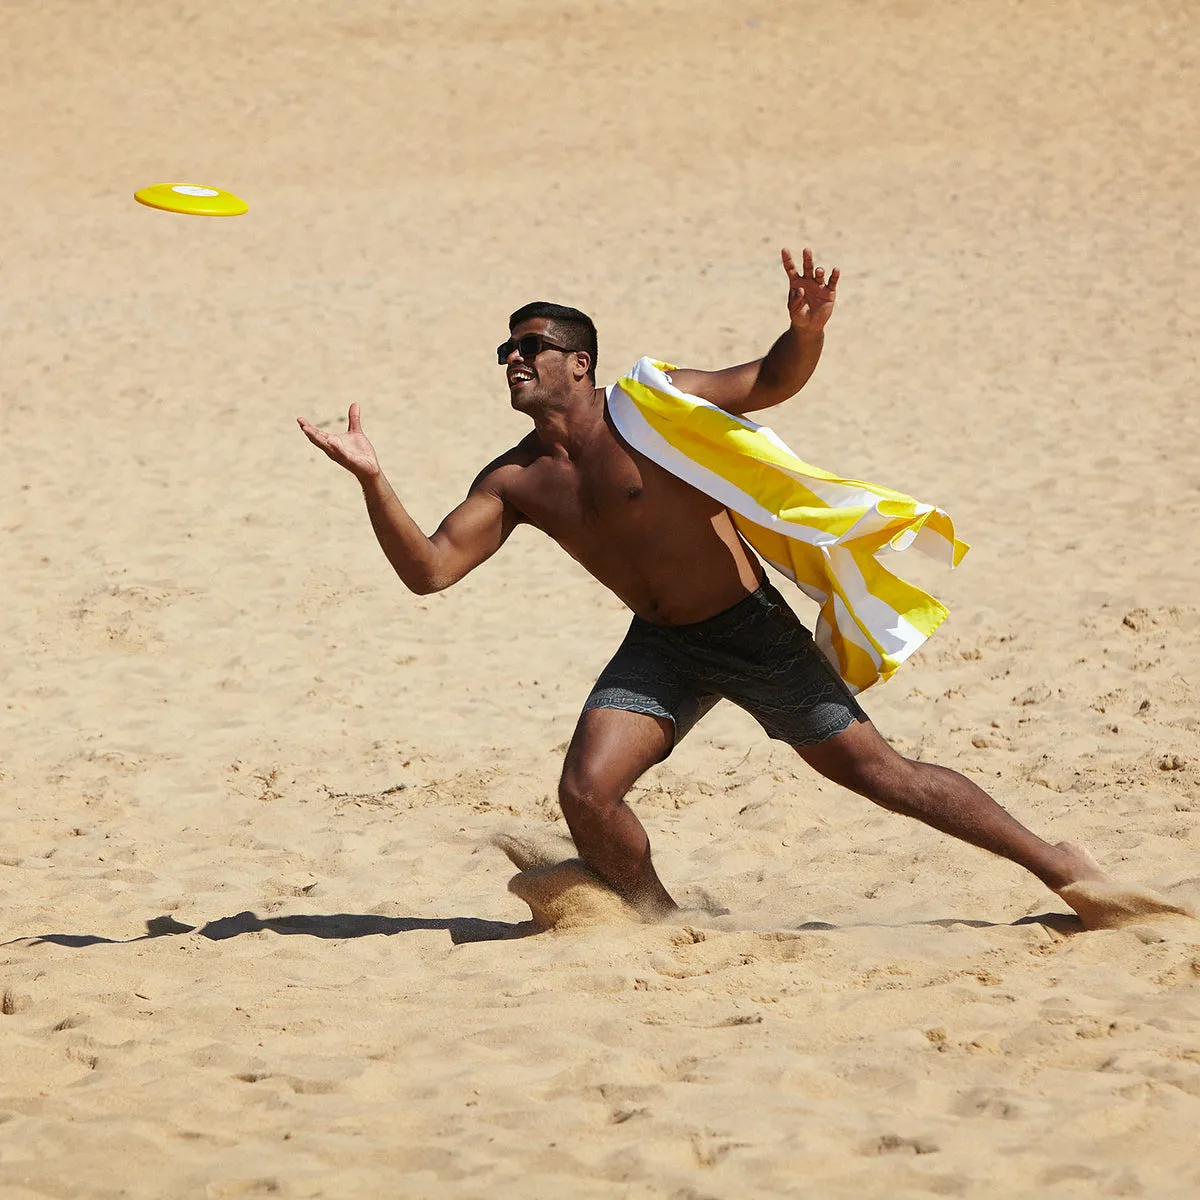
[508,301,598,382]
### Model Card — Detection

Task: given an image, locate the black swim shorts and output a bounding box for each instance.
[582,577,867,752]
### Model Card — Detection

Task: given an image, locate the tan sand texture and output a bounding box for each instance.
[2,0,1199,1195]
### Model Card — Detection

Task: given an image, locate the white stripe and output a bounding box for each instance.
[829,592,884,683]
[909,518,958,565]
[826,546,926,660]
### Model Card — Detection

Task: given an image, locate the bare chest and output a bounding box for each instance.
[514,437,653,532]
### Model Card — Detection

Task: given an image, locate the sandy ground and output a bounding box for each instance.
[2,0,1200,1196]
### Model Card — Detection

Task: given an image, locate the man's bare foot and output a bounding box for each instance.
[1049,841,1109,888]
[1050,841,1197,930]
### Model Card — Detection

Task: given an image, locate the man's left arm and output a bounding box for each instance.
[668,247,839,416]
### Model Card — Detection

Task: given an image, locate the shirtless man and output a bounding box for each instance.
[298,248,1109,923]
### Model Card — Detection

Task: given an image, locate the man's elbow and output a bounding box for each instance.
[735,387,792,415]
[737,369,793,413]
[406,572,451,596]
[389,544,458,595]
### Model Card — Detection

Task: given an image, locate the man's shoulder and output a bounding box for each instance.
[470,433,543,493]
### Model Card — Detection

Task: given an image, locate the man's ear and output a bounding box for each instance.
[571,350,592,382]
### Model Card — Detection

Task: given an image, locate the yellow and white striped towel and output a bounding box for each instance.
[606,357,969,693]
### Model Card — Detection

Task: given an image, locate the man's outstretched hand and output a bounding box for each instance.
[297,404,381,481]
[782,247,839,336]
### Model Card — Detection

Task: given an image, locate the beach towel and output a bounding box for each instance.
[606,357,969,693]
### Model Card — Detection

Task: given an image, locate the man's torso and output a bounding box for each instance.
[493,388,763,625]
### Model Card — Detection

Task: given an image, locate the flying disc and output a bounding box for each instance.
[134,183,248,217]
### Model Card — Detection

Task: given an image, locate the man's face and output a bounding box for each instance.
[502,318,577,411]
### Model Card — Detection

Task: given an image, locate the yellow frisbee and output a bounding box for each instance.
[134,182,248,217]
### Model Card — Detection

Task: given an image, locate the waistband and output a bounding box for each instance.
[634,575,783,637]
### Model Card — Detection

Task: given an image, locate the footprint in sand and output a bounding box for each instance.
[1059,879,1198,931]
[493,834,641,931]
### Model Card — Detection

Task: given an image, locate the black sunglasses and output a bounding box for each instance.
[496,333,573,365]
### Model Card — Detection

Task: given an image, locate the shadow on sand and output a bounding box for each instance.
[2,908,1083,950]
[792,912,1084,935]
[4,910,539,949]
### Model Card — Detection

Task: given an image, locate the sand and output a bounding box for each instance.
[2,0,1199,1195]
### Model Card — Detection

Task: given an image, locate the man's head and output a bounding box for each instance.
[499,302,597,412]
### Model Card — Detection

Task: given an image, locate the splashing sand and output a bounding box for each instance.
[494,834,642,931]
[1058,879,1198,931]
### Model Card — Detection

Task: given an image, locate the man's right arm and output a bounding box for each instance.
[298,403,524,595]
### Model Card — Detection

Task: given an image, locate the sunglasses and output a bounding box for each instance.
[496,333,573,365]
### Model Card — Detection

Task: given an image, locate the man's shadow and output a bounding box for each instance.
[791,912,1084,934]
[2,908,1083,950]
[4,910,539,949]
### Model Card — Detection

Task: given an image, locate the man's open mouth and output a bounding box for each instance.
[508,368,535,386]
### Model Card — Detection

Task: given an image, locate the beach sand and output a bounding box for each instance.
[2,1,1199,1195]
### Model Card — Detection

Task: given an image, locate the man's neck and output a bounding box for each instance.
[530,385,606,457]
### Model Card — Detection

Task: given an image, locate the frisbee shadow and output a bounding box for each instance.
[5,910,538,950]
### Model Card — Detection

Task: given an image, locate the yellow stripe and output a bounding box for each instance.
[852,552,949,640]
[621,377,917,504]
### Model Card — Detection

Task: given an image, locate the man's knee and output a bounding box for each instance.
[558,764,619,820]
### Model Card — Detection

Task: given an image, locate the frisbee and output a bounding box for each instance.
[134,182,248,217]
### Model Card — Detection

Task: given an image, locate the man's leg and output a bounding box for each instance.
[558,706,679,919]
[796,719,1106,893]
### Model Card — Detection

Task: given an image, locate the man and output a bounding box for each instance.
[298,248,1114,924]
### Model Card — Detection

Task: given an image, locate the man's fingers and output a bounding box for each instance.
[299,424,330,450]
[348,403,362,433]
[298,417,343,454]
[802,247,814,277]
[827,266,840,291]
[781,247,799,282]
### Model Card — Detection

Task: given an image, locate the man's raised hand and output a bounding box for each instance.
[297,404,381,481]
[782,247,839,336]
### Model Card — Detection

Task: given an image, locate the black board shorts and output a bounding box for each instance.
[582,577,868,753]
